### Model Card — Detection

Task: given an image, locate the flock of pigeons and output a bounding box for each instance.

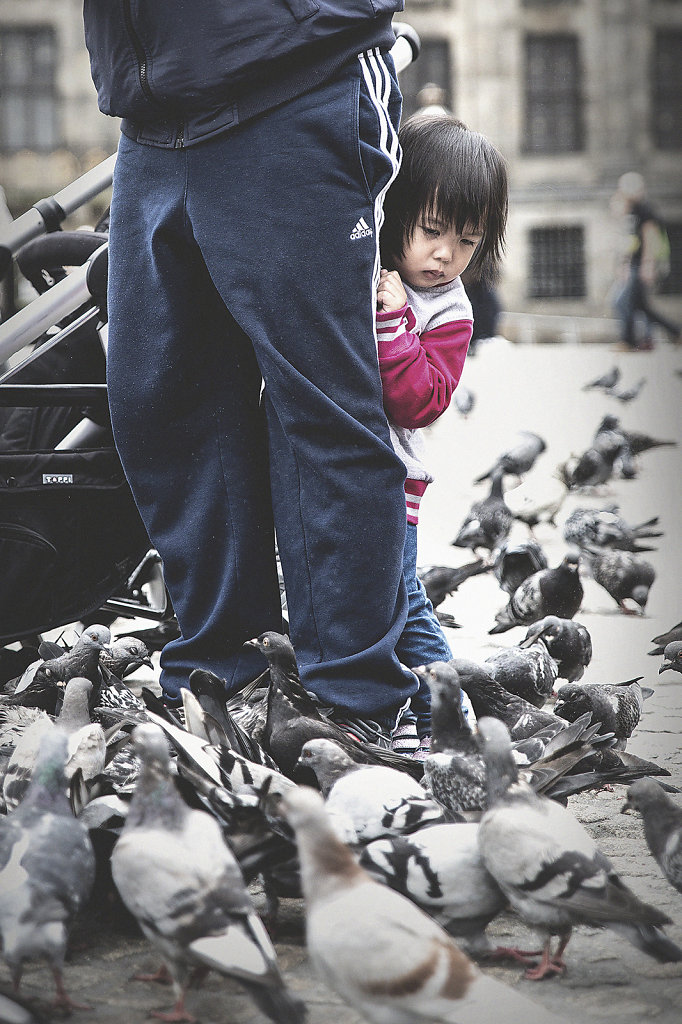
[0,359,680,1023]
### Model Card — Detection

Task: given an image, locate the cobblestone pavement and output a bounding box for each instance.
[3,341,681,1022]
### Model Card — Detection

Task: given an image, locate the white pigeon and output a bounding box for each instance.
[281,785,569,1024]
[0,730,95,1013]
[297,737,445,844]
[358,822,506,955]
[110,723,306,1024]
[475,716,682,980]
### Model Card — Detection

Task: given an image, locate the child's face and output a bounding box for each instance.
[394,215,483,290]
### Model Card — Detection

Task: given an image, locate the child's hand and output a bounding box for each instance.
[377,269,407,312]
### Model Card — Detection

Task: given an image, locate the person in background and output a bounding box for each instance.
[376,115,508,759]
[612,171,680,351]
[81,2,418,748]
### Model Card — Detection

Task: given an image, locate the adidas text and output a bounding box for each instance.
[350,217,373,240]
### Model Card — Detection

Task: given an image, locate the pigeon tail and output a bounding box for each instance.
[609,923,682,963]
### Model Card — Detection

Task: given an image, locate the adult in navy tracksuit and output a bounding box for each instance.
[82,0,417,738]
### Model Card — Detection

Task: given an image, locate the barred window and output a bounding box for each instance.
[0,27,58,153]
[652,31,682,150]
[658,222,682,295]
[524,34,584,153]
[398,38,452,121]
[528,226,586,299]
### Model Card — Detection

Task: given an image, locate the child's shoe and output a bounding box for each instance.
[391,719,419,755]
[413,734,431,762]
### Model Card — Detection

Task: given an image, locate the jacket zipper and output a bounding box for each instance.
[122,0,157,107]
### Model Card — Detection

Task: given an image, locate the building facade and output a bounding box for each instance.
[1,0,681,332]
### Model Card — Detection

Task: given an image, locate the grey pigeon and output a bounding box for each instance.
[659,640,682,675]
[606,376,646,403]
[100,635,153,679]
[358,822,507,955]
[580,546,655,613]
[492,538,548,596]
[415,662,486,818]
[519,616,592,683]
[418,560,490,609]
[473,431,546,484]
[0,731,95,1012]
[6,626,111,715]
[622,779,682,893]
[559,430,625,489]
[476,717,682,981]
[582,365,620,391]
[110,723,306,1024]
[649,621,682,656]
[554,677,651,749]
[489,552,583,634]
[3,677,105,812]
[453,383,475,417]
[281,785,570,1024]
[452,470,513,554]
[563,506,662,554]
[484,638,558,708]
[297,738,445,843]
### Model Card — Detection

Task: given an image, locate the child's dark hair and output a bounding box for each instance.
[380,115,508,281]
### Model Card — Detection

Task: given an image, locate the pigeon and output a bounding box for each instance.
[296,738,446,843]
[0,731,96,1012]
[492,538,548,596]
[418,560,490,609]
[100,635,153,679]
[592,415,678,458]
[449,658,567,744]
[110,723,307,1024]
[475,717,682,981]
[246,632,422,781]
[415,663,487,819]
[622,779,682,894]
[553,677,651,749]
[4,626,111,715]
[582,365,620,391]
[505,473,568,533]
[558,430,625,489]
[606,376,646,403]
[358,822,507,956]
[483,638,558,708]
[281,784,570,1024]
[473,431,547,485]
[519,616,592,683]
[3,677,106,812]
[451,470,513,554]
[489,552,583,634]
[580,546,655,613]
[648,621,682,656]
[453,383,475,417]
[659,640,682,675]
[563,506,663,554]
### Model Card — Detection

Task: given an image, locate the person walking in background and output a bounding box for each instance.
[376,115,508,759]
[612,171,680,351]
[81,2,419,746]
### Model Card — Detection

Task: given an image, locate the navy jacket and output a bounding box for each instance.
[83,0,403,147]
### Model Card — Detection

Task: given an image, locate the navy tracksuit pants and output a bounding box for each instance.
[107,50,417,721]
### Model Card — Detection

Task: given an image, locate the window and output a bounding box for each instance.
[397,38,452,121]
[659,222,682,295]
[0,27,58,153]
[528,226,586,299]
[652,31,682,150]
[523,34,583,153]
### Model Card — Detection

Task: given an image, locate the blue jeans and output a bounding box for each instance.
[395,522,453,737]
[107,53,416,720]
[614,267,679,347]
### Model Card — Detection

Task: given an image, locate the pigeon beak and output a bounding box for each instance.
[143,657,154,668]
[659,660,672,674]
[243,638,259,649]
[620,799,632,815]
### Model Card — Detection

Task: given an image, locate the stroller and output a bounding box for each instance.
[0,24,420,669]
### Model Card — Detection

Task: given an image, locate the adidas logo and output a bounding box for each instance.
[350,216,373,240]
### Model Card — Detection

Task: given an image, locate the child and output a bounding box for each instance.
[376,114,508,759]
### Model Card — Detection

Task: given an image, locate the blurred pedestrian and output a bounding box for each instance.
[611,171,680,351]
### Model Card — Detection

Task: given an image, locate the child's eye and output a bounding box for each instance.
[421,225,440,238]
[461,238,477,248]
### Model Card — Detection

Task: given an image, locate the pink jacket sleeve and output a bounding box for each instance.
[376,303,473,429]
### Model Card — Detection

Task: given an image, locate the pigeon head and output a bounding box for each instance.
[296,738,357,792]
[81,624,112,649]
[660,641,682,674]
[413,660,460,700]
[131,722,172,770]
[281,784,328,832]
[621,777,669,815]
[630,585,650,610]
[475,717,519,806]
[553,683,590,722]
[245,631,298,669]
[561,551,581,571]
